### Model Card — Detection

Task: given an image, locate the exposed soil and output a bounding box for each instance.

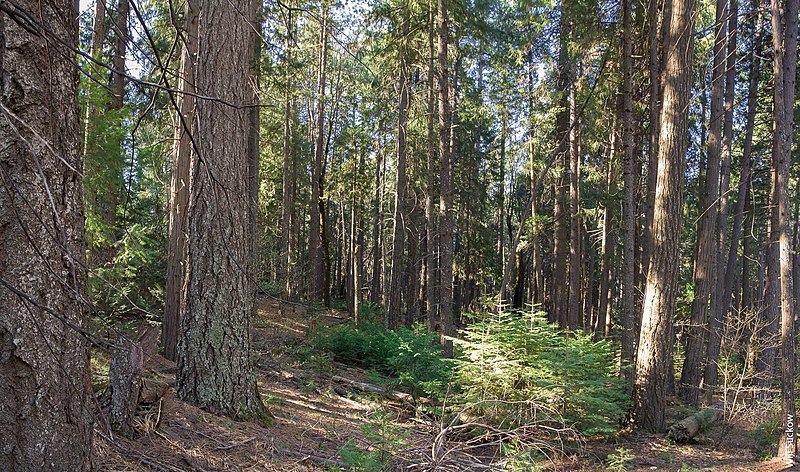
[93,300,792,471]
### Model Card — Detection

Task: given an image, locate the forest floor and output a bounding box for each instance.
[92,299,793,471]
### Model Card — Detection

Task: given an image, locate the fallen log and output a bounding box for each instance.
[666,400,724,443]
[330,374,414,402]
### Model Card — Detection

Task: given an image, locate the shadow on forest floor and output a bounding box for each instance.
[92,299,790,471]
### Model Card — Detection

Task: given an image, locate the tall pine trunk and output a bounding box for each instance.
[387,12,411,327]
[437,0,454,355]
[705,0,748,402]
[309,5,329,302]
[552,5,571,326]
[632,0,695,431]
[621,0,637,390]
[280,6,297,300]
[163,0,198,362]
[679,0,726,406]
[0,0,92,466]
[770,0,798,460]
[176,0,268,422]
[567,80,582,330]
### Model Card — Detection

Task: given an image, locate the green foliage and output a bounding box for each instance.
[750,419,781,460]
[453,310,628,437]
[309,321,453,400]
[92,221,166,316]
[605,447,635,472]
[336,409,410,471]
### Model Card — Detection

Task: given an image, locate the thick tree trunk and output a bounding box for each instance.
[679,0,725,407]
[280,6,297,300]
[437,0,454,356]
[770,0,798,460]
[705,0,748,403]
[309,5,329,302]
[632,0,695,431]
[567,81,582,330]
[597,127,617,340]
[0,0,92,467]
[176,0,268,422]
[640,0,666,288]
[424,0,439,323]
[621,0,637,391]
[387,13,411,327]
[163,0,198,362]
[552,7,571,327]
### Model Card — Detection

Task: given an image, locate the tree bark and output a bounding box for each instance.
[437,0,455,356]
[631,0,695,431]
[371,127,385,305]
[552,5,571,327]
[424,0,439,324]
[679,0,726,407]
[280,5,297,300]
[163,0,198,362]
[705,0,748,403]
[640,0,667,288]
[0,0,92,467]
[567,79,582,330]
[597,122,617,340]
[770,0,798,460]
[309,5,329,302]
[387,12,411,327]
[666,401,725,443]
[176,0,269,422]
[621,0,637,391]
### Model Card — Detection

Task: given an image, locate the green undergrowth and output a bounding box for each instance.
[308,309,628,440]
[308,320,452,402]
[453,310,628,437]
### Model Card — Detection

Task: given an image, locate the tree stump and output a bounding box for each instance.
[109,336,143,438]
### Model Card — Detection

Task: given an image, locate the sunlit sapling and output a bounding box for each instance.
[453,310,628,436]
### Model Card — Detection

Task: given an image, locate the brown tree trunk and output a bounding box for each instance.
[280,6,297,300]
[309,5,329,302]
[632,0,695,431]
[567,80,582,330]
[388,12,411,327]
[371,128,385,305]
[437,0,454,356]
[176,0,268,422]
[705,0,748,403]
[0,0,92,467]
[498,112,506,295]
[424,0,439,323]
[621,0,637,391]
[770,0,798,460]
[597,124,617,340]
[163,0,198,362]
[640,0,667,288]
[553,6,571,327]
[679,0,726,407]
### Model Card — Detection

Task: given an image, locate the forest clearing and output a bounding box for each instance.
[92,300,781,471]
[2,0,800,469]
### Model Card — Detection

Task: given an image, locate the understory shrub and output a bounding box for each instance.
[309,321,452,400]
[453,310,628,436]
